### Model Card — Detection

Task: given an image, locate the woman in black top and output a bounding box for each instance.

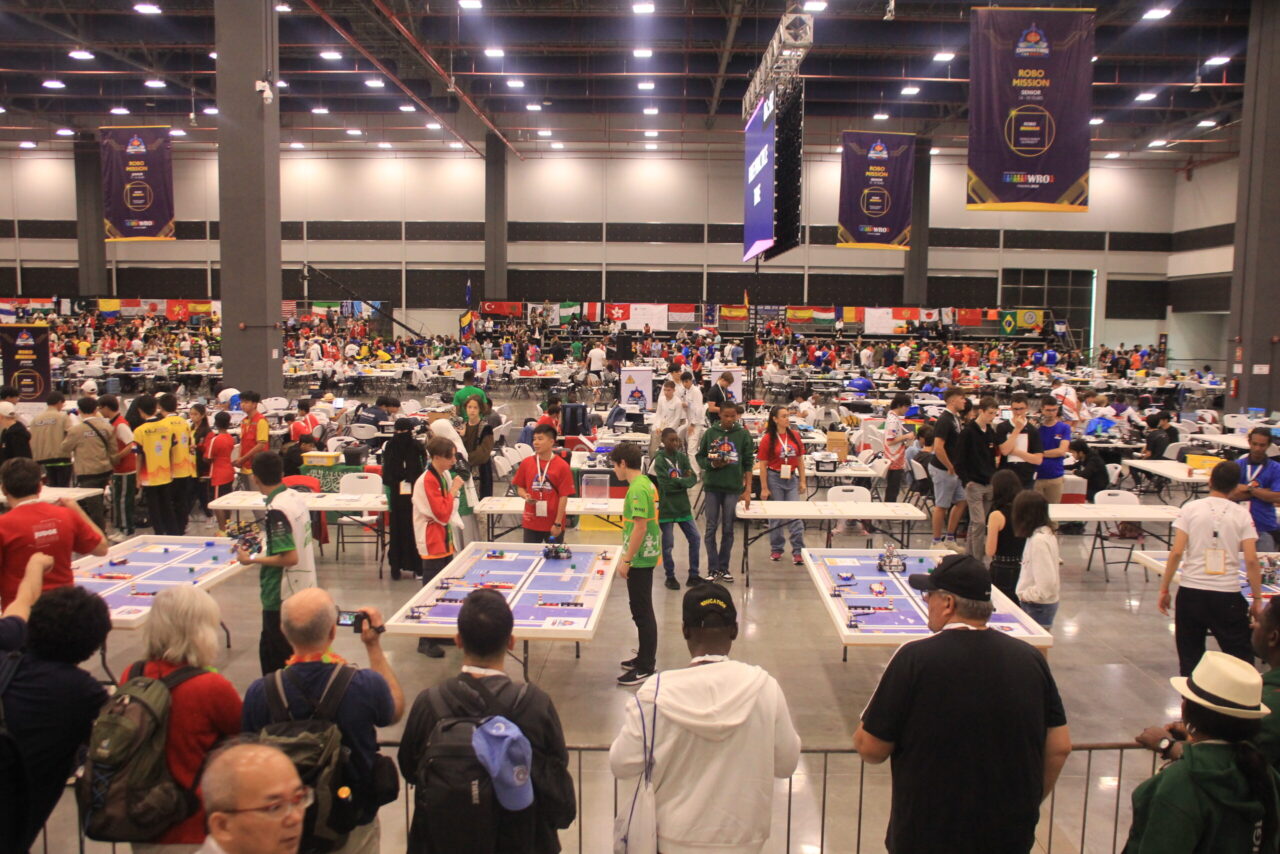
[381,417,426,581]
[460,397,496,500]
[189,402,213,518]
[985,468,1027,605]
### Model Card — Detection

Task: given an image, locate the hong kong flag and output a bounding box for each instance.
[605,303,630,322]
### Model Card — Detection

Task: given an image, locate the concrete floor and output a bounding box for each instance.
[40,394,1199,854]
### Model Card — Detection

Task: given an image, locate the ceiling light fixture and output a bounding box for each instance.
[633,48,653,58]
[319,50,342,60]
[1142,8,1171,20]
[929,147,941,155]
[399,104,416,112]
[203,106,219,115]
[873,111,889,120]
[1197,119,1218,128]
[275,2,291,10]
[933,52,955,62]
[537,130,552,137]
[144,78,166,88]
[311,106,329,114]
[550,141,564,149]
[69,49,94,60]
[633,3,655,13]
[345,129,363,136]
[1091,55,1098,62]
[364,79,385,88]
[42,79,66,89]
[643,106,659,115]
[1089,117,1104,125]
[426,122,441,130]
[637,81,655,90]
[19,141,36,149]
[169,128,186,136]
[276,80,288,88]
[803,1,827,10]
[526,103,542,111]
[209,52,217,59]
[484,48,505,58]
[290,142,305,149]
[1104,152,1120,159]
[56,128,75,136]
[1205,56,1230,66]
[644,130,658,137]
[1135,92,1157,101]
[900,85,920,95]
[459,0,482,8]
[449,141,464,148]
[110,106,130,115]
[645,142,658,150]
[377,142,392,149]
[507,79,525,88]
[1148,138,1167,147]
[133,3,162,13]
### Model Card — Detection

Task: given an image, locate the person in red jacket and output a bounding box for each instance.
[412,435,462,658]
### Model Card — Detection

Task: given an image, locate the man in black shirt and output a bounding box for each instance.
[956,397,1000,559]
[1136,410,1174,492]
[927,388,969,550]
[704,371,736,425]
[995,392,1044,489]
[855,555,1072,854]
[0,402,32,462]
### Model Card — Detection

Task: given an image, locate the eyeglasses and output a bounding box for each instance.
[220,785,314,818]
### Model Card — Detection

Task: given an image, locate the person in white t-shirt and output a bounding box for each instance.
[1158,461,1263,677]
[586,342,607,379]
[896,342,912,367]
[679,373,705,459]
[859,345,875,371]
[652,380,686,455]
[882,393,915,503]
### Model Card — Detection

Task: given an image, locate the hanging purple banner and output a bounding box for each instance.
[837,130,914,250]
[100,126,175,241]
[742,90,776,262]
[966,8,1095,212]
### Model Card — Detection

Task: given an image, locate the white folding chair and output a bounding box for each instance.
[334,472,388,576]
[401,398,423,414]
[827,485,874,547]
[908,457,934,512]
[1199,423,1222,435]
[1088,490,1146,582]
[347,423,379,442]
[514,442,535,460]
[1105,463,1123,488]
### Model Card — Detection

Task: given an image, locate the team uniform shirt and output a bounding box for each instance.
[289,413,320,442]
[412,468,456,560]
[238,411,270,474]
[259,485,318,610]
[132,416,174,487]
[163,413,196,480]
[511,453,575,533]
[202,432,237,487]
[756,428,804,474]
[1240,457,1280,536]
[622,475,661,569]
[1173,496,1258,593]
[0,501,102,608]
[1035,421,1073,480]
[883,411,909,470]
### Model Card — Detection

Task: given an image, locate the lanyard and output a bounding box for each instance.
[1245,462,1263,484]
[690,655,729,665]
[534,455,551,490]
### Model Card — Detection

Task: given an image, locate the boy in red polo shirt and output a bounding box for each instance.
[0,457,108,608]
[511,424,574,544]
[232,390,270,491]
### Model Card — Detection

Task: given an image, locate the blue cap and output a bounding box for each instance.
[471,716,534,811]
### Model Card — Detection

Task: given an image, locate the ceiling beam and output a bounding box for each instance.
[704,0,744,128]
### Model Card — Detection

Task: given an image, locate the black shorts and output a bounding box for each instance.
[212,482,234,499]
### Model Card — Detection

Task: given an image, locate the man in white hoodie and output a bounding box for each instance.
[609,583,801,854]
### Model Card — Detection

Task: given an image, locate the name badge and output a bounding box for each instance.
[1205,547,1227,576]
[780,464,793,480]
[535,500,549,517]
[399,481,412,495]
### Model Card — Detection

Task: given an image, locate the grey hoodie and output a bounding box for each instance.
[610,660,801,854]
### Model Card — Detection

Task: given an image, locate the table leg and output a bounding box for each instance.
[221,620,231,649]
[522,640,529,682]
[99,640,117,684]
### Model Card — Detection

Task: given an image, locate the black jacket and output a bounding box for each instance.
[1078,450,1109,499]
[398,674,576,853]
[381,433,426,489]
[0,422,32,462]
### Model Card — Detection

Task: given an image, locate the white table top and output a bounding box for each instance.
[1048,504,1181,523]
[1121,459,1211,484]
[208,489,388,513]
[474,496,624,516]
[0,486,104,506]
[736,500,926,521]
[1191,433,1280,454]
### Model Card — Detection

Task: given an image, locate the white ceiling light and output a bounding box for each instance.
[399,104,416,112]
[377,142,392,149]
[276,80,288,88]
[633,48,653,58]
[275,2,291,11]
[1104,152,1121,159]
[1091,55,1098,62]
[133,3,162,13]
[203,106,219,115]
[459,0,482,8]
[43,79,66,89]
[144,78,166,88]
[873,111,889,120]
[449,141,464,148]
[311,106,329,114]
[18,141,36,149]
[632,2,655,13]
[485,48,505,58]
[645,142,658,150]
[643,106,659,115]
[345,129,363,136]
[644,130,658,137]
[526,103,542,111]
[56,128,75,136]
[929,147,940,155]
[1089,117,1104,125]
[1147,138,1167,147]
[69,49,94,60]
[803,1,828,10]
[1135,92,1157,101]
[933,52,955,62]
[290,142,305,149]
[900,86,920,95]
[1205,56,1230,66]
[426,122,441,130]
[0,107,6,114]
[637,80,655,90]
[110,106,130,115]
[364,79,385,88]
[550,141,564,149]
[1142,8,1171,20]
[537,129,552,137]
[1197,119,1218,128]
[209,52,217,59]
[169,128,186,136]
[507,78,525,88]
[319,50,342,60]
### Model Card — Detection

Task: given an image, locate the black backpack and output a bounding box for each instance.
[413,675,534,854]
[257,665,363,854]
[0,651,31,848]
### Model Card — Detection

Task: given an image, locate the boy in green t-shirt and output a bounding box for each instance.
[611,442,661,687]
[652,427,702,590]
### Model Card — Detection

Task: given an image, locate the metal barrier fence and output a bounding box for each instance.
[44,741,1159,854]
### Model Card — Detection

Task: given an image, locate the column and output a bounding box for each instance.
[73,133,109,296]
[484,132,508,299]
[1229,0,1280,408]
[903,138,932,305]
[214,0,283,397]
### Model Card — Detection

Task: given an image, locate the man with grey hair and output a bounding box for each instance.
[854,554,1072,854]
[240,587,404,854]
[197,741,305,854]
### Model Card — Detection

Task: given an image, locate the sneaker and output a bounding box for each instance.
[770,551,782,562]
[417,639,444,658]
[792,553,804,566]
[686,575,703,587]
[664,576,680,590]
[619,656,639,669]
[617,668,655,687]
[717,571,735,583]
[945,538,964,553]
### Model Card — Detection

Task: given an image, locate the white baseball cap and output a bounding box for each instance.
[0,402,15,417]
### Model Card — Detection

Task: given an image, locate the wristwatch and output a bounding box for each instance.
[1157,737,1173,760]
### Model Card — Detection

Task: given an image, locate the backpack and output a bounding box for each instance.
[414,675,534,854]
[0,651,31,847]
[257,664,362,854]
[76,661,203,842]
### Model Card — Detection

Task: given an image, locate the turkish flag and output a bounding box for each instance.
[480,301,522,317]
[605,303,630,322]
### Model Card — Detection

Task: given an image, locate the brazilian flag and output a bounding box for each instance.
[998,310,1019,336]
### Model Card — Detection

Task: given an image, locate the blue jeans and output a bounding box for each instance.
[703,490,739,575]
[661,519,702,580]
[765,469,806,554]
[1258,530,1276,553]
[1021,601,1059,629]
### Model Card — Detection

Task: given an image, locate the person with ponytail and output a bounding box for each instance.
[756,404,807,565]
[1125,650,1280,854]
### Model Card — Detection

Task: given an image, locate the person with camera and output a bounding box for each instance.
[241,587,404,854]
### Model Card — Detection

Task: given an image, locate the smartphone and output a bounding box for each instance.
[337,610,365,632]
[332,397,346,409]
